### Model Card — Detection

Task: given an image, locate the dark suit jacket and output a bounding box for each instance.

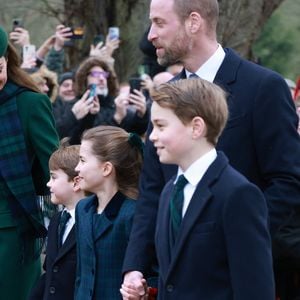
[74,192,135,300]
[156,152,275,299]
[123,48,300,277]
[29,212,76,300]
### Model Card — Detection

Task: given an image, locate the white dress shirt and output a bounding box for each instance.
[185,44,225,83]
[62,208,75,244]
[175,149,217,217]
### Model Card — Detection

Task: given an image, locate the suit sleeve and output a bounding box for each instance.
[122,125,163,277]
[223,183,275,300]
[252,73,300,235]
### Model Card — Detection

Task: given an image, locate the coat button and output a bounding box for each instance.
[91,268,95,275]
[53,266,58,272]
[49,286,56,294]
[166,284,173,292]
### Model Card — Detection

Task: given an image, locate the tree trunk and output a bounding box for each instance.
[217,0,285,59]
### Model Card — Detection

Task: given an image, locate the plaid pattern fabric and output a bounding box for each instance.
[75,193,136,299]
[0,81,47,261]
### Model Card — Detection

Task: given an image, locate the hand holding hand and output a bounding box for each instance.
[120,271,148,300]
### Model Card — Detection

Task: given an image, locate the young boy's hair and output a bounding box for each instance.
[49,145,80,181]
[82,126,143,199]
[150,78,228,146]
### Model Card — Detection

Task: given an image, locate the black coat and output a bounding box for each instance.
[29,212,76,300]
[123,48,300,278]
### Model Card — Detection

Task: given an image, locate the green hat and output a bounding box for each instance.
[0,26,8,57]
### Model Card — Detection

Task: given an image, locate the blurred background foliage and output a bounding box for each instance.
[253,0,300,81]
[0,0,299,81]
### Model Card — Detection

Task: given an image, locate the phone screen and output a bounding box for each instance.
[88,84,97,100]
[22,45,36,62]
[108,27,119,40]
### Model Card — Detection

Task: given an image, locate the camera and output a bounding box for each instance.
[129,78,142,94]
[22,45,36,62]
[93,34,104,46]
[88,84,97,100]
[108,27,119,40]
[12,18,23,31]
[71,26,84,39]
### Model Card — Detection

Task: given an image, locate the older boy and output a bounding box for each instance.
[121,78,275,299]
[29,145,85,300]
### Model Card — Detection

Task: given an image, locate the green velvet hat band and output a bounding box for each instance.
[0,26,8,57]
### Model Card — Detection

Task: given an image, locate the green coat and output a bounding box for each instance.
[0,90,59,300]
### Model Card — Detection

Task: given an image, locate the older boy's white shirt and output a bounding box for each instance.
[62,208,75,244]
[176,149,217,217]
[185,44,225,82]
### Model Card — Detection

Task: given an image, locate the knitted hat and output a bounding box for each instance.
[0,26,8,57]
[58,72,74,85]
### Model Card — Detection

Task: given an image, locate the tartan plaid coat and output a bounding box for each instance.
[0,90,59,300]
[74,192,136,300]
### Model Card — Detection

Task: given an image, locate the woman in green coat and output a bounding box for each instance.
[0,26,59,300]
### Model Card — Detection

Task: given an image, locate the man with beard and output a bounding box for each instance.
[120,0,300,299]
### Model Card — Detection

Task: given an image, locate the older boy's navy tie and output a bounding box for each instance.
[58,210,71,247]
[170,175,188,245]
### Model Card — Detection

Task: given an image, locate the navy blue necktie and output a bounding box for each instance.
[58,210,71,247]
[170,175,188,244]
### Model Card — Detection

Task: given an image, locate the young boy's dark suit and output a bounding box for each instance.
[155,152,275,300]
[29,211,76,300]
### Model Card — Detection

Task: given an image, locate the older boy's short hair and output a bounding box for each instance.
[150,78,228,146]
[49,145,80,181]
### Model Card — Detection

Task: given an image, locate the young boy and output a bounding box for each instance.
[29,145,85,300]
[121,78,275,299]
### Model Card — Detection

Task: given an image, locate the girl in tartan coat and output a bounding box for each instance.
[74,126,143,299]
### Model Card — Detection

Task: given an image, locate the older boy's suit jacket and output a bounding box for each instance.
[75,193,135,300]
[156,152,275,300]
[123,48,300,276]
[29,212,76,300]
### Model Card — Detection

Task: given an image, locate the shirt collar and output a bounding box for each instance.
[176,149,217,186]
[63,208,75,220]
[185,44,225,83]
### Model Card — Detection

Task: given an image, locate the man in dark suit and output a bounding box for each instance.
[29,145,84,300]
[121,0,300,298]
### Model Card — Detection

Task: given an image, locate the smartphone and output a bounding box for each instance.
[93,34,104,46]
[22,45,36,62]
[71,26,84,39]
[129,78,142,94]
[108,27,119,40]
[12,18,23,31]
[88,84,97,100]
